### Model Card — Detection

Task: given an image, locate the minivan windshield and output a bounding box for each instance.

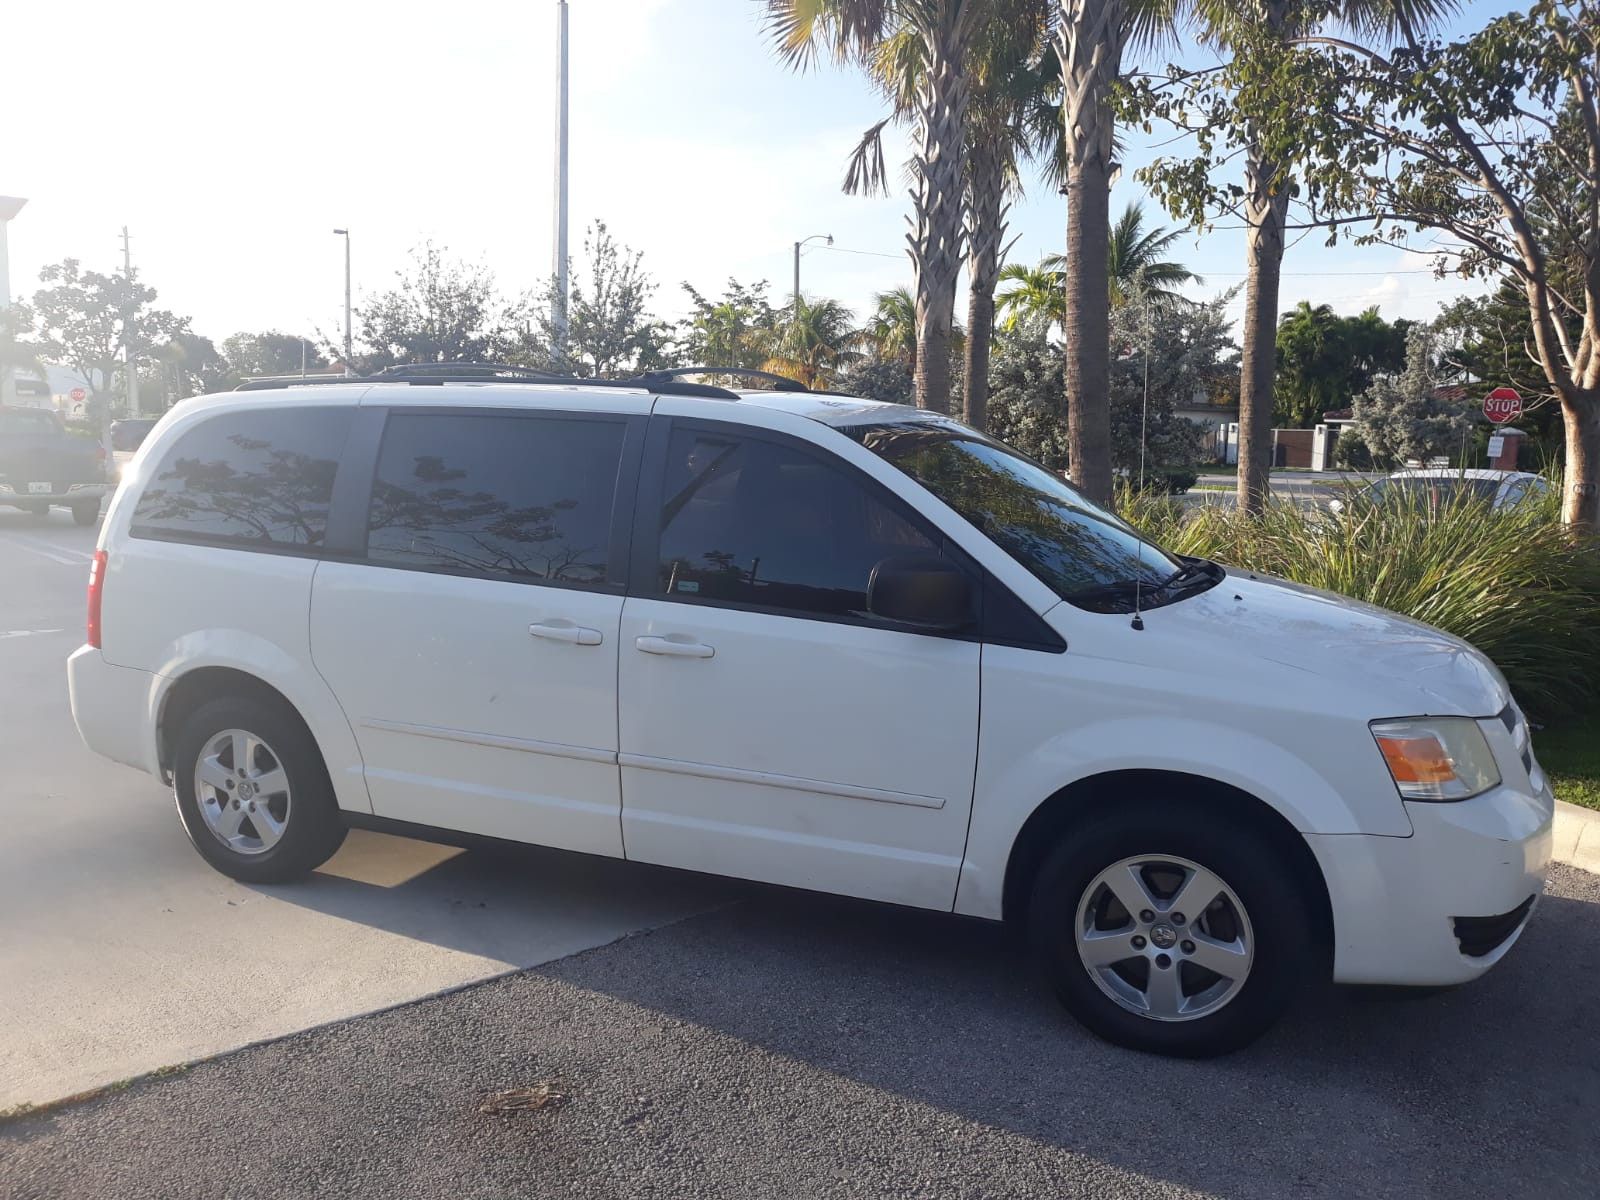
[842,420,1204,610]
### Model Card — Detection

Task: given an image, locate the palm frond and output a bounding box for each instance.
[843,117,893,196]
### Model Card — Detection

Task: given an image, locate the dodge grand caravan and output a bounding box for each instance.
[67,368,1554,1057]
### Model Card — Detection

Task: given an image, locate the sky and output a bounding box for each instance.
[2,0,1524,350]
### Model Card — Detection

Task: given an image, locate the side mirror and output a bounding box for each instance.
[867,553,975,632]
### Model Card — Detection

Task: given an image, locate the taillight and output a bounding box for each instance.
[87,550,107,649]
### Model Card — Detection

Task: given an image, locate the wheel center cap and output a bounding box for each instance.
[1149,923,1177,949]
[238,781,255,800]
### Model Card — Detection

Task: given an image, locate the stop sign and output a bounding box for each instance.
[1483,387,1522,424]
[69,387,86,403]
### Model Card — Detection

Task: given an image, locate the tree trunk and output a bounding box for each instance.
[964,139,1007,433]
[908,8,975,415]
[1236,2,1294,517]
[1236,182,1290,515]
[1562,395,1600,528]
[1059,0,1128,506]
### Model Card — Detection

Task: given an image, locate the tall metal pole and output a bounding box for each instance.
[552,0,570,362]
[0,197,25,410]
[333,228,352,372]
[121,226,141,416]
[793,241,801,311]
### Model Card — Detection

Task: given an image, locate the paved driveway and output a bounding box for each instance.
[0,509,737,1110]
[4,864,1596,1199]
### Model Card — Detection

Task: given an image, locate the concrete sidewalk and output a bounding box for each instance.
[1554,799,1600,875]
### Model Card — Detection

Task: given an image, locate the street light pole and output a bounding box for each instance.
[552,0,570,362]
[120,226,141,416]
[792,233,832,310]
[0,196,26,409]
[332,229,352,372]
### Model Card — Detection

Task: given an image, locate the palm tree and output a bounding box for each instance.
[765,1,991,416]
[857,286,919,370]
[996,201,1198,331]
[762,297,860,390]
[1057,0,1180,504]
[961,4,1054,432]
[1191,1,1455,515]
[995,260,1067,333]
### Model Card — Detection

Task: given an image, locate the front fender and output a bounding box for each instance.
[953,713,1412,920]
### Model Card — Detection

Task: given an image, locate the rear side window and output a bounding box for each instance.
[131,407,352,548]
[365,412,625,587]
[654,427,939,619]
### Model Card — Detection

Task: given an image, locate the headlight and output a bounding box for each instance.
[1370,717,1501,801]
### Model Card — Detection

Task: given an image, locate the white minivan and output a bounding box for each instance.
[68,368,1554,1056]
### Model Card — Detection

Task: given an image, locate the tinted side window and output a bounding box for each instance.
[656,427,938,619]
[131,407,352,548]
[366,412,624,586]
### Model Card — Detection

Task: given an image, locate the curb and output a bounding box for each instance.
[1553,799,1600,875]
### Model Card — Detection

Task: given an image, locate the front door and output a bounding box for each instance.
[310,402,642,856]
[617,419,980,909]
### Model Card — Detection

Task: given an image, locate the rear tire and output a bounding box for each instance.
[1029,800,1312,1058]
[26,502,49,519]
[172,694,346,884]
[71,500,100,526]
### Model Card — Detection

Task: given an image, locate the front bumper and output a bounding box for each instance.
[1307,782,1553,986]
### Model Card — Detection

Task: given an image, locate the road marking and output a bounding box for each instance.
[0,534,93,566]
[0,629,65,639]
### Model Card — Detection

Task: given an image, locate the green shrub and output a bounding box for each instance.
[1118,489,1600,719]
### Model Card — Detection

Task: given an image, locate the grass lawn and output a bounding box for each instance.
[1535,711,1600,811]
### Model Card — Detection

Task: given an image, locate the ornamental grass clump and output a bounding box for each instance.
[1118,487,1600,718]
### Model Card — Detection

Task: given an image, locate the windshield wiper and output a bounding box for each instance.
[1158,559,1216,591]
[1062,577,1166,602]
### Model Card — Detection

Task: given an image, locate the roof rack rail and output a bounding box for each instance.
[634,367,810,392]
[235,363,740,400]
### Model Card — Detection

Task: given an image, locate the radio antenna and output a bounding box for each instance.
[1131,288,1152,631]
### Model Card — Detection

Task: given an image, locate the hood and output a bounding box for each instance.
[1141,569,1509,717]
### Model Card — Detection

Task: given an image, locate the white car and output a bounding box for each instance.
[1328,468,1552,515]
[67,370,1553,1057]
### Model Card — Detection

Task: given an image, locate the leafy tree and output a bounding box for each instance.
[1264,0,1600,526]
[29,258,187,424]
[354,243,514,369]
[1273,302,1410,426]
[518,222,672,378]
[762,296,860,389]
[1108,285,1230,474]
[764,0,997,415]
[836,357,915,403]
[221,331,329,380]
[0,303,46,388]
[1433,282,1569,449]
[986,317,1072,469]
[1351,327,1473,467]
[157,331,230,401]
[1127,0,1455,515]
[675,278,781,375]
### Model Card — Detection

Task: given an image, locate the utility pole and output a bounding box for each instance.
[333,229,352,372]
[552,0,570,363]
[793,233,832,311]
[0,197,26,410]
[121,226,141,416]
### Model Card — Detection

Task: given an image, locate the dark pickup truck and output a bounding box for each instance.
[0,406,108,525]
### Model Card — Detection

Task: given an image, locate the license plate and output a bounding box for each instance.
[27,482,52,494]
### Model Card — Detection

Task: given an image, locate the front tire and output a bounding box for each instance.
[172,694,347,884]
[1029,802,1312,1057]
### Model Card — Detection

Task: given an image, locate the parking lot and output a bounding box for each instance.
[3,505,1597,1200]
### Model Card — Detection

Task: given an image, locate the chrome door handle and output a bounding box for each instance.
[529,621,603,646]
[635,635,715,659]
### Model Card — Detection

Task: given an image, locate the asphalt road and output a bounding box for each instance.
[4,864,1597,1199]
[0,506,738,1110]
